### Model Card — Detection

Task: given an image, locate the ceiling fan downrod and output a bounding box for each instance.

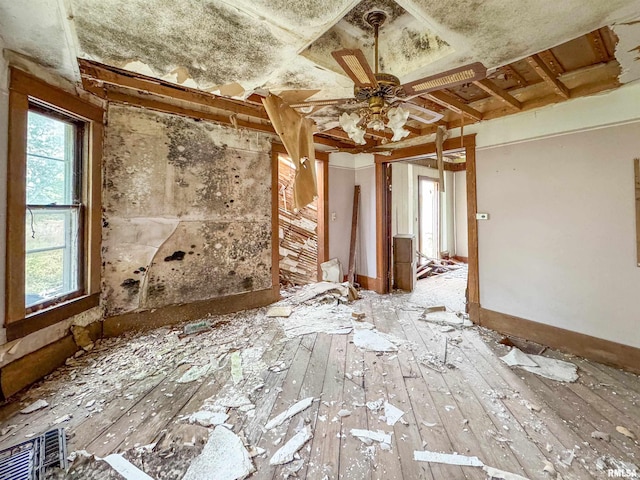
[365,10,387,75]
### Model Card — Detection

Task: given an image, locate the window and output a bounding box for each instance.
[6,69,103,340]
[25,107,84,312]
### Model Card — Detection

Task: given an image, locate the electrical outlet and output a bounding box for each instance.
[331,212,337,221]
[476,213,489,220]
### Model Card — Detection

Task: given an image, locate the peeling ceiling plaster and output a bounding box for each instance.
[1,0,640,98]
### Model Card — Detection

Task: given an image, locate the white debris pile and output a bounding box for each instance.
[500,348,579,382]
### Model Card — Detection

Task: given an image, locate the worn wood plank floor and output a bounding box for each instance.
[0,275,638,479]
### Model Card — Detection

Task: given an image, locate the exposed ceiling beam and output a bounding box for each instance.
[78,58,269,120]
[526,54,570,99]
[501,65,527,87]
[473,78,522,111]
[586,30,609,63]
[426,91,483,121]
[537,50,565,76]
[103,89,276,135]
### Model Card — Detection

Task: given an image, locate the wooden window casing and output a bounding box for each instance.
[5,68,104,341]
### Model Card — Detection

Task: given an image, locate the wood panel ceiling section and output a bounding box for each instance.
[409,26,620,134]
[79,26,621,149]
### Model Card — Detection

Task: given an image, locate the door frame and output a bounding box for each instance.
[417,175,440,259]
[271,143,329,284]
[374,134,480,321]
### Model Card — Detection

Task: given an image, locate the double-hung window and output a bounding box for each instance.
[6,69,103,340]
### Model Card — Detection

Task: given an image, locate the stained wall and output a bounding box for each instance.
[102,105,274,316]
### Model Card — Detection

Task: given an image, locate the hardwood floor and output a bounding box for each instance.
[0,277,638,479]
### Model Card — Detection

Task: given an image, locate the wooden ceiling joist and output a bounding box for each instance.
[537,50,565,76]
[426,90,483,121]
[473,78,522,111]
[78,58,269,120]
[586,30,609,63]
[526,54,570,99]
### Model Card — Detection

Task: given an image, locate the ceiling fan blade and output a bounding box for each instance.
[331,49,378,88]
[399,101,444,124]
[402,62,486,95]
[289,98,353,108]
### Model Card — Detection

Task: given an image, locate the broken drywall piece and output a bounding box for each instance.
[421,311,472,327]
[350,429,392,445]
[560,449,575,467]
[337,409,352,418]
[616,425,636,440]
[413,451,484,467]
[500,348,578,382]
[269,426,313,465]
[183,426,255,480]
[53,414,72,424]
[500,348,539,368]
[326,327,353,335]
[440,326,455,333]
[482,465,531,480]
[103,454,156,480]
[353,329,397,352]
[266,306,293,318]
[71,325,94,351]
[289,282,350,304]
[591,430,611,442]
[20,399,49,414]
[189,411,229,428]
[231,352,243,385]
[320,258,343,283]
[425,306,447,314]
[543,460,557,476]
[384,402,405,426]
[265,397,314,430]
[352,312,366,321]
[177,364,211,384]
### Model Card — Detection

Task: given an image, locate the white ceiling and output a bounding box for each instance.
[1,0,639,102]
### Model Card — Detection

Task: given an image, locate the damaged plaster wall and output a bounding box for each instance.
[476,119,640,349]
[328,153,356,272]
[102,105,274,317]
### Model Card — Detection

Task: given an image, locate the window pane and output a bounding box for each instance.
[26,111,76,205]
[25,208,80,308]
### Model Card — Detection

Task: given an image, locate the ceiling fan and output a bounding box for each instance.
[290,10,486,145]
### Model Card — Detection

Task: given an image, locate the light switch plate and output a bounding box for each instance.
[476,213,490,220]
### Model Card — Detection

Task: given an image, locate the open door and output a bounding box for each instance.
[418,176,439,259]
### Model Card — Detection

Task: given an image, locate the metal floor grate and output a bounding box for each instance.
[0,428,67,480]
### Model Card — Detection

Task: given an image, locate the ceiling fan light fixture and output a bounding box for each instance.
[339,112,367,145]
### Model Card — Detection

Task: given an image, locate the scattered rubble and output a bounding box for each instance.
[188,411,229,428]
[417,256,464,279]
[71,325,95,351]
[383,402,405,426]
[591,430,611,442]
[420,310,472,328]
[350,429,392,447]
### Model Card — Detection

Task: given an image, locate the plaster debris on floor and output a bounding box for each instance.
[0,272,638,479]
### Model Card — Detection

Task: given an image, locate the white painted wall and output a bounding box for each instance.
[328,153,356,273]
[391,163,456,256]
[0,44,9,344]
[354,159,376,279]
[454,171,468,258]
[477,120,640,348]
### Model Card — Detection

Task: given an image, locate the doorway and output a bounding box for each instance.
[418,176,439,259]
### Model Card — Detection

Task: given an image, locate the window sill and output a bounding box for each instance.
[5,293,100,342]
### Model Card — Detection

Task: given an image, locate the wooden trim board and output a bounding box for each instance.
[356,275,380,291]
[0,322,102,400]
[479,307,640,375]
[103,287,279,337]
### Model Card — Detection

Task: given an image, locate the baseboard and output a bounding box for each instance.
[356,275,379,291]
[103,286,280,337]
[453,255,468,263]
[479,307,640,375]
[0,322,102,400]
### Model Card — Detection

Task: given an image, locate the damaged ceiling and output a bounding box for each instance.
[1,0,639,101]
